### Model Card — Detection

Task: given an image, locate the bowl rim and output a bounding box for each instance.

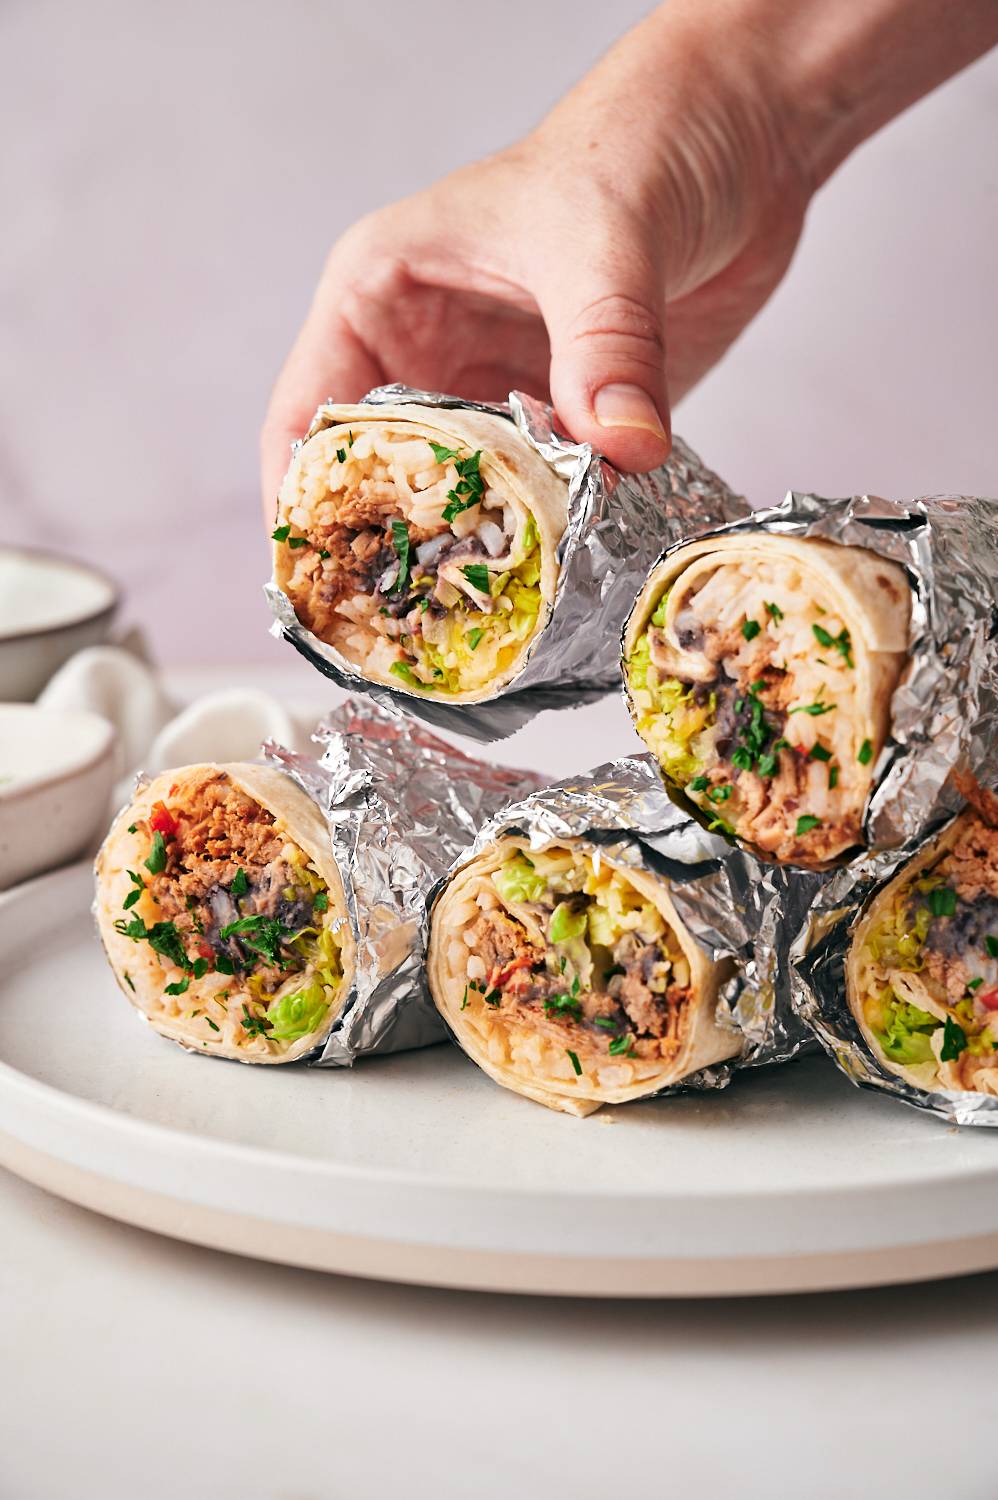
[0,544,120,645]
[0,704,117,804]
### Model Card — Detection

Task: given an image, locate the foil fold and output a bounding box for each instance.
[266,385,748,742]
[429,751,816,1091]
[790,815,998,1126]
[264,698,543,1064]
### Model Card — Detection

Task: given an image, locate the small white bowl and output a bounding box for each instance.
[0,704,117,890]
[0,547,119,702]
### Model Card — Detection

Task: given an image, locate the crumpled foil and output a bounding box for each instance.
[263,698,544,1065]
[790,812,998,1126]
[266,384,748,742]
[625,489,998,857]
[428,751,816,1090]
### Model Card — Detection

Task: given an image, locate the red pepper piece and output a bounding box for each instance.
[150,801,179,838]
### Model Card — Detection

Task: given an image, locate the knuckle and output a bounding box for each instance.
[565,292,665,361]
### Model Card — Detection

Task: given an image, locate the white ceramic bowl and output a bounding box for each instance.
[0,704,116,890]
[0,547,119,702]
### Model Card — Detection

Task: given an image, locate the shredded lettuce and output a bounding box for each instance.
[650,589,670,628]
[265,980,329,1042]
[549,903,588,944]
[865,896,933,971]
[494,855,547,905]
[625,624,716,785]
[865,989,938,1065]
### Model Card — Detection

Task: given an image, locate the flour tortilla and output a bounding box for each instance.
[846,811,969,1091]
[427,837,740,1117]
[273,403,568,702]
[624,533,911,767]
[95,763,353,1064]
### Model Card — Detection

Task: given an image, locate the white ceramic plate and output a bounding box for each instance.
[2,862,997,1297]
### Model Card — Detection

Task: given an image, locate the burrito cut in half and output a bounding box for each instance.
[272,403,567,702]
[847,786,998,1096]
[96,764,353,1062]
[428,836,740,1116]
[624,534,912,864]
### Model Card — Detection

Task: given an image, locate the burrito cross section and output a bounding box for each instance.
[273,403,567,703]
[428,835,740,1116]
[95,764,354,1062]
[848,796,998,1096]
[624,534,912,864]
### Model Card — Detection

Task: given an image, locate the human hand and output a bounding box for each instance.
[261,0,998,511]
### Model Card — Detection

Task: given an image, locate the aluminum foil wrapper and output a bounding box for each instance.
[429,751,816,1090]
[263,698,544,1065]
[790,812,998,1127]
[627,489,998,856]
[266,384,748,742]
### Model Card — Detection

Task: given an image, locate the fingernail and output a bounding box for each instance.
[593,383,668,439]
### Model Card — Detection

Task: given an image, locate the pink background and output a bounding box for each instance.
[2,1,996,665]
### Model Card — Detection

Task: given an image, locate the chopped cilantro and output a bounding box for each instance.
[731,747,754,772]
[144,831,168,875]
[741,619,761,641]
[796,814,822,835]
[928,887,957,918]
[765,601,784,622]
[566,1049,582,1076]
[707,784,732,803]
[689,776,709,792]
[389,519,411,597]
[756,752,778,777]
[230,868,248,897]
[442,450,485,523]
[968,977,984,993]
[288,536,308,549]
[336,447,347,463]
[545,993,582,1019]
[812,622,854,667]
[313,890,329,912]
[428,440,461,463]
[608,1034,636,1058]
[466,627,484,650]
[940,1015,967,1062]
[123,972,135,992]
[858,739,873,765]
[164,976,190,996]
[483,988,502,1008]
[987,936,998,959]
[214,954,235,976]
[127,823,138,834]
[594,1017,617,1031]
[828,764,839,789]
[461,985,469,1011]
[319,549,331,560]
[241,1005,272,1039]
[219,915,291,968]
[461,562,490,594]
[123,870,145,911]
[809,743,832,762]
[789,702,836,717]
[271,524,291,542]
[206,1018,220,1033]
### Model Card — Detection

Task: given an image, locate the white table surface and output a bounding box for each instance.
[3,662,997,1499]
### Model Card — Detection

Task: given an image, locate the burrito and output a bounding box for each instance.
[847,785,998,1096]
[427,834,740,1116]
[272,403,567,702]
[95,764,353,1062]
[623,534,912,864]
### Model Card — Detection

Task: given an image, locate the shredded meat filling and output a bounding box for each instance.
[143,773,314,975]
[469,909,688,1057]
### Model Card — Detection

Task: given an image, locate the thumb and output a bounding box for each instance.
[538,243,671,472]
